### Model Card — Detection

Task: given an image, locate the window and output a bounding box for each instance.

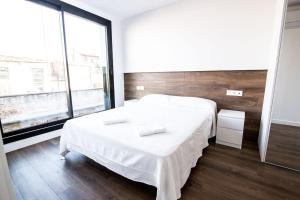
[0,0,114,143]
[64,13,110,117]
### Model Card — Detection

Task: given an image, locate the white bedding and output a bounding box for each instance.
[60,95,217,200]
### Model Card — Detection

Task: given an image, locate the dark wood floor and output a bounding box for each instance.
[6,138,300,200]
[266,123,300,170]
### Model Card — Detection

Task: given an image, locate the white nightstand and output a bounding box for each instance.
[216,109,245,149]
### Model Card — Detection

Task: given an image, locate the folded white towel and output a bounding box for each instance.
[103,116,128,125]
[137,124,167,136]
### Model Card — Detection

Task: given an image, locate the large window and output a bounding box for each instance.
[0,0,114,143]
[64,13,111,117]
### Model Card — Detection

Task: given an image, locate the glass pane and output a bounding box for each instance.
[64,13,110,117]
[0,0,70,133]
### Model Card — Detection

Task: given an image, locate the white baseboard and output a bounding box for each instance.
[4,130,61,153]
[272,119,300,127]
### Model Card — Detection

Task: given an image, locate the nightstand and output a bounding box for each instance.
[216,109,245,149]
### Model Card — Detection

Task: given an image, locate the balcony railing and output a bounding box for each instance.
[0,88,105,133]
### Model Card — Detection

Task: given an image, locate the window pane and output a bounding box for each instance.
[64,13,110,117]
[0,0,70,133]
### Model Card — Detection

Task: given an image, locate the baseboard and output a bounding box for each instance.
[216,140,242,149]
[272,119,300,127]
[4,129,61,153]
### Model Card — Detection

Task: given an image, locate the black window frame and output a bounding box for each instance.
[1,0,115,144]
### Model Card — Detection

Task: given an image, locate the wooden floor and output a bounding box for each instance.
[7,138,300,200]
[266,123,300,170]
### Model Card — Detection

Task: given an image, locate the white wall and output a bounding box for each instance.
[121,0,287,162]
[123,0,282,72]
[258,0,287,162]
[272,21,300,126]
[63,0,124,107]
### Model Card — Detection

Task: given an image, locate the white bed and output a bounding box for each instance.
[60,94,217,200]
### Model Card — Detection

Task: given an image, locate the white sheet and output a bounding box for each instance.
[60,98,216,200]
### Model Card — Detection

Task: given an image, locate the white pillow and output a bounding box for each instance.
[139,94,170,106]
[169,95,216,112]
[140,94,216,111]
[168,95,217,138]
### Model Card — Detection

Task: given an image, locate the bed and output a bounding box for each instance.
[60,94,217,200]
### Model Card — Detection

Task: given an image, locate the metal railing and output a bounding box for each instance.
[0,88,105,133]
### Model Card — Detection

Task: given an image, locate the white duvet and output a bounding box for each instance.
[60,95,216,200]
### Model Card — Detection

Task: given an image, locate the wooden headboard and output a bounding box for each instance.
[124,70,267,142]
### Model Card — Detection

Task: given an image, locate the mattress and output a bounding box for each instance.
[60,95,216,200]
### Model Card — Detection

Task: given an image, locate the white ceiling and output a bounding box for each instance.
[79,0,180,19]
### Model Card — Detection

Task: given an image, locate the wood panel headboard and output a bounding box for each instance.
[124,70,267,142]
